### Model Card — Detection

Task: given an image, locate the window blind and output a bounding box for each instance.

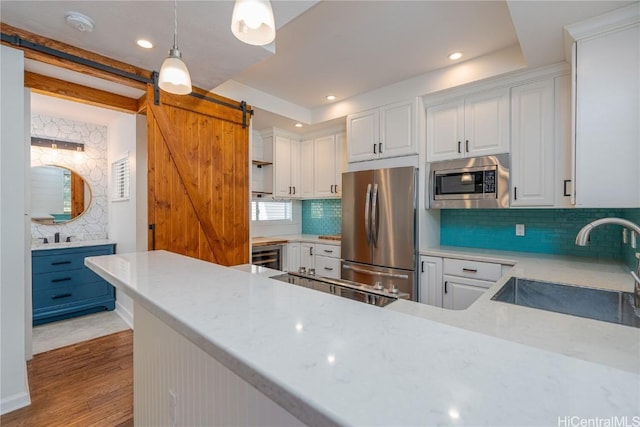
[112,156,130,201]
[251,200,292,221]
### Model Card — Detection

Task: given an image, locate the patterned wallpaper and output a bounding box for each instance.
[30,114,109,243]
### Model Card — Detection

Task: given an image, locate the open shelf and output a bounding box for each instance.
[252,160,272,168]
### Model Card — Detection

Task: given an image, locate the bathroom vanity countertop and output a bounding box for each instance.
[86,250,639,427]
[31,239,116,251]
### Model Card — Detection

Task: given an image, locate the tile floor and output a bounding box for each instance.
[32,310,130,354]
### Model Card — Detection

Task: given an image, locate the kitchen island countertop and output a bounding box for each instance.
[86,250,639,427]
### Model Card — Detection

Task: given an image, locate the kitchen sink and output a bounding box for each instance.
[491,277,640,328]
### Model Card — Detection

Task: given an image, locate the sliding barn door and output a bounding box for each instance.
[146,87,249,266]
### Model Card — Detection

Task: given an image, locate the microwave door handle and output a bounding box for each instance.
[365,183,372,246]
[371,183,379,247]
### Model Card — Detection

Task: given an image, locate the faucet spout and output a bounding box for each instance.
[575,217,640,308]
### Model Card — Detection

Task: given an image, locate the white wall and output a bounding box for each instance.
[1,45,31,414]
[107,113,139,327]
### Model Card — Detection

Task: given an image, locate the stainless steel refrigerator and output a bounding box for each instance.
[341,166,418,300]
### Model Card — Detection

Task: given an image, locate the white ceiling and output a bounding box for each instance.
[1,0,634,134]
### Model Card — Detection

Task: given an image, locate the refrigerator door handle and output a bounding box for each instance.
[343,263,409,280]
[364,183,372,246]
[371,183,379,247]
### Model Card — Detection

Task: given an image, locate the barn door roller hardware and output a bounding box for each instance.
[1,32,253,128]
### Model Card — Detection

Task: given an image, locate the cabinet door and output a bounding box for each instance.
[313,135,338,198]
[347,109,379,162]
[289,139,301,198]
[334,133,345,197]
[575,24,640,207]
[315,255,340,279]
[426,99,464,161]
[286,243,300,272]
[442,275,492,310]
[510,79,555,207]
[274,136,293,197]
[299,139,315,198]
[419,256,443,307]
[464,88,509,157]
[380,99,417,158]
[300,243,315,270]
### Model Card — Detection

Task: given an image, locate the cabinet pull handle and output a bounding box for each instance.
[310,246,313,256]
[378,142,383,154]
[324,267,333,271]
[288,186,292,195]
[52,293,72,300]
[51,277,72,283]
[457,141,461,153]
[444,281,448,294]
[373,143,377,154]
[563,180,571,197]
[462,268,478,273]
[149,224,156,251]
[465,140,469,152]
[421,260,425,273]
[293,186,296,195]
[51,260,72,266]
[514,186,517,200]
[324,249,333,253]
[330,185,333,193]
[334,184,338,193]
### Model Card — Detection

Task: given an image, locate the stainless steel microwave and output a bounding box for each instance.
[429,154,510,209]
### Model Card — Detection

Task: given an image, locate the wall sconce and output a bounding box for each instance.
[231,0,276,46]
[31,137,84,152]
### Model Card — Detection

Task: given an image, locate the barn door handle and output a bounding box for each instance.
[149,224,156,251]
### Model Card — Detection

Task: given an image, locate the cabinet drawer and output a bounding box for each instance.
[33,281,111,310]
[315,255,341,279]
[315,243,341,259]
[33,246,114,274]
[32,268,107,291]
[443,258,502,281]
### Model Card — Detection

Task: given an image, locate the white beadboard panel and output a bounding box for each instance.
[134,303,305,427]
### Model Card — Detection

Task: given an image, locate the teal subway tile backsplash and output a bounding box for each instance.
[441,209,639,261]
[622,209,640,270]
[302,199,342,235]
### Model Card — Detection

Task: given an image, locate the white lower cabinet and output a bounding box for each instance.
[300,243,315,271]
[314,243,341,279]
[419,256,443,306]
[420,255,503,310]
[442,275,493,310]
[286,243,300,272]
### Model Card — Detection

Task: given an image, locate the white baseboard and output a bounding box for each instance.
[0,391,30,415]
[115,301,134,329]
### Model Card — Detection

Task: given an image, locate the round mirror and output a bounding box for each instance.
[31,165,92,224]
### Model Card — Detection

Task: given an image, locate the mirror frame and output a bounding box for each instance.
[30,164,93,225]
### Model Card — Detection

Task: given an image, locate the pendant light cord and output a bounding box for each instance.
[173,0,178,49]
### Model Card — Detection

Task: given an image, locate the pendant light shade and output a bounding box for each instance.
[159,0,192,95]
[231,0,276,46]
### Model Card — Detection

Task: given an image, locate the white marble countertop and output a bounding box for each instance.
[31,239,116,251]
[86,250,640,427]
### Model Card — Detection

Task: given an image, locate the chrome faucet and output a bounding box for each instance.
[575,217,640,308]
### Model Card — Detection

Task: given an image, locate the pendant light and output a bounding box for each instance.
[231,0,276,46]
[159,0,192,95]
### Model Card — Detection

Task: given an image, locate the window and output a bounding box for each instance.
[112,155,130,201]
[251,200,292,221]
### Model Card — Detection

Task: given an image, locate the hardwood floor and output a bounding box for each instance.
[1,330,133,427]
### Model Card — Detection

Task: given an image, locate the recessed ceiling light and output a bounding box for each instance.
[326,95,336,101]
[448,52,463,61]
[136,39,154,49]
[294,123,303,128]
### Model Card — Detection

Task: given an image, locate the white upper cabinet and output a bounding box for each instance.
[273,134,301,199]
[300,132,344,199]
[567,5,640,207]
[347,98,418,162]
[426,87,509,162]
[510,78,555,207]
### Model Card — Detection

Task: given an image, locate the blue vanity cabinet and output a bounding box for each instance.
[32,243,116,325]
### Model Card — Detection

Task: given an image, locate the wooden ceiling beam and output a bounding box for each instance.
[1,22,152,91]
[25,71,138,113]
